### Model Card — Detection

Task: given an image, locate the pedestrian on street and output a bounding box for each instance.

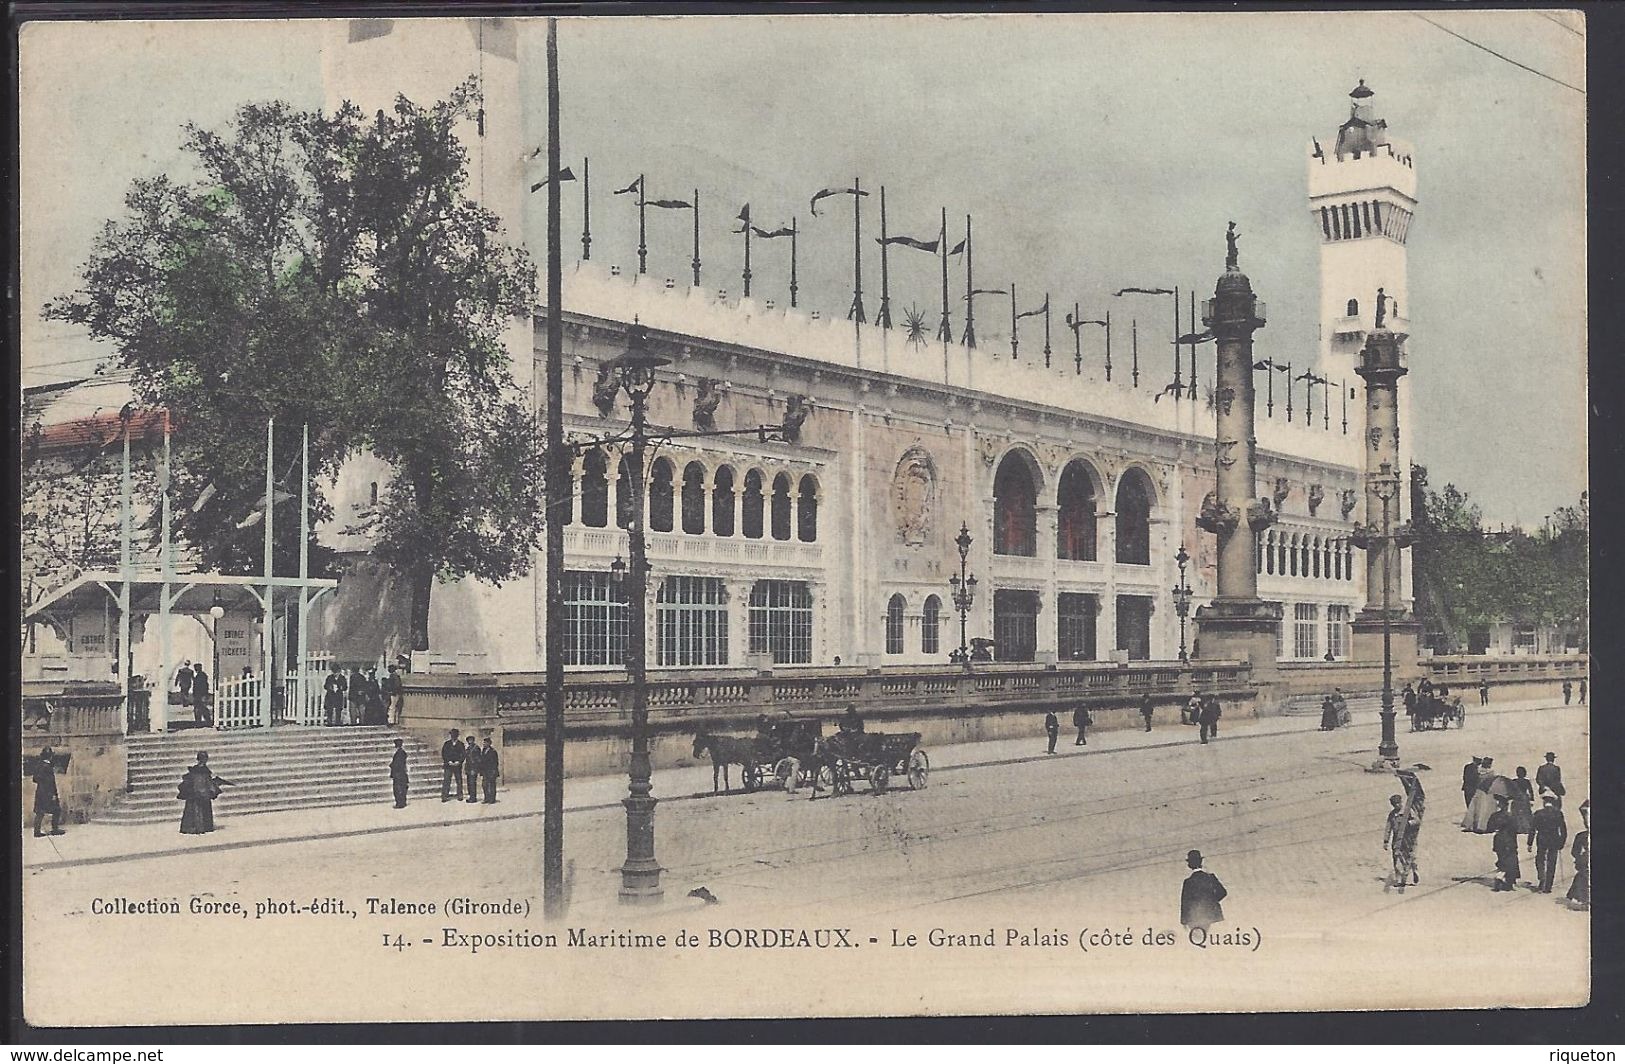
[382,665,405,725]
[463,734,481,803]
[479,736,500,803]
[441,728,466,802]
[363,667,385,725]
[175,660,194,717]
[29,746,66,838]
[191,665,212,726]
[1509,767,1536,843]
[389,739,409,808]
[1478,678,1489,706]
[1383,794,1421,890]
[1180,850,1227,933]
[1183,691,1201,726]
[1462,757,1499,833]
[347,667,367,726]
[1198,695,1221,744]
[1566,800,1590,910]
[1140,693,1155,732]
[1072,706,1092,746]
[1461,756,1481,811]
[1319,695,1339,732]
[1578,678,1587,704]
[178,752,231,835]
[1561,680,1572,705]
[1402,683,1417,726]
[1536,752,1564,805]
[1044,710,1059,754]
[322,665,346,727]
[1489,796,1521,891]
[1529,795,1568,893]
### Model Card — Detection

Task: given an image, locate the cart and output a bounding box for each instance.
[822,730,930,795]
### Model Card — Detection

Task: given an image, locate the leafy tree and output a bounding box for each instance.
[44,81,540,650]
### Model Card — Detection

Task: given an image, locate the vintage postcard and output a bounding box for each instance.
[17,10,1588,1025]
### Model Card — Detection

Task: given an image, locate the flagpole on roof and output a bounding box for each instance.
[937,207,952,344]
[1009,282,1018,360]
[1286,360,1293,421]
[637,173,647,275]
[1072,302,1083,374]
[877,186,891,329]
[1105,310,1112,382]
[1342,377,1349,434]
[1172,286,1183,399]
[1188,289,1198,399]
[1132,319,1139,388]
[581,157,592,261]
[741,206,752,298]
[691,189,701,288]
[961,216,977,348]
[790,217,799,308]
[1043,296,1052,368]
[849,177,866,324]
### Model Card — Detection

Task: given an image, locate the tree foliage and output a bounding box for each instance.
[1411,464,1588,653]
[44,82,541,649]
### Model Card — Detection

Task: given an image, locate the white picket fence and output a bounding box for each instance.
[282,651,336,727]
[213,674,266,730]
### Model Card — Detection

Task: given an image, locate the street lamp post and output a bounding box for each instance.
[604,322,670,905]
[947,522,978,667]
[1353,460,1411,766]
[1171,544,1193,665]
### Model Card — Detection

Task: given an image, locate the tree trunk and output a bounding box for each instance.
[408,555,433,652]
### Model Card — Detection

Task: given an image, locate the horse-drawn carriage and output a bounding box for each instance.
[820,729,930,795]
[1410,692,1465,730]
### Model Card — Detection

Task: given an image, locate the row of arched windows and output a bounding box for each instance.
[1257,530,1354,581]
[993,451,1154,565]
[568,454,819,543]
[1320,199,1413,245]
[885,593,943,656]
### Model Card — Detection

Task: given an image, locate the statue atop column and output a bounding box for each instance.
[1225,222,1240,271]
[1374,286,1387,329]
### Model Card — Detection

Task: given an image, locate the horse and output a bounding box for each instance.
[692,730,758,795]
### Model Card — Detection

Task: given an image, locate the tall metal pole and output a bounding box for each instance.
[262,416,274,728]
[877,185,891,328]
[1131,318,1139,388]
[1171,286,1183,396]
[691,188,701,288]
[1072,301,1083,374]
[1042,296,1052,368]
[1380,486,1396,763]
[1342,378,1348,434]
[1009,282,1018,360]
[581,156,591,261]
[1285,361,1293,422]
[543,16,568,919]
[1189,289,1199,399]
[620,391,661,903]
[937,207,952,343]
[636,172,647,275]
[1104,311,1112,381]
[789,217,799,308]
[742,209,752,298]
[849,176,865,324]
[961,214,976,349]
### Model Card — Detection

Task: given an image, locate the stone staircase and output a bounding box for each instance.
[98,727,444,825]
[1281,691,1385,718]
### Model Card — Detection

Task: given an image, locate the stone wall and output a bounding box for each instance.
[19,684,129,824]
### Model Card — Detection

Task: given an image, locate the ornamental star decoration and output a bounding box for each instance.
[902,304,930,349]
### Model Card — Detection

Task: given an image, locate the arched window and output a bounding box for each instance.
[1346,298,1359,317]
[921,595,942,656]
[1301,536,1312,576]
[884,594,905,655]
[1277,532,1288,575]
[1312,536,1322,578]
[993,452,1038,557]
[369,481,379,506]
[797,475,819,542]
[615,455,635,529]
[648,458,675,533]
[1256,534,1264,574]
[1323,539,1333,579]
[681,462,706,535]
[1265,531,1276,575]
[1345,541,1354,581]
[742,469,765,540]
[1115,468,1154,566]
[711,465,736,537]
[1057,460,1098,561]
[770,473,793,541]
[580,450,609,528]
[1289,534,1299,577]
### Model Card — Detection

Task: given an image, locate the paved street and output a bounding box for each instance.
[24,699,1588,1023]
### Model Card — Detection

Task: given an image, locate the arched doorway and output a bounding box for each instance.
[1115,468,1154,565]
[993,452,1039,557]
[1057,460,1099,561]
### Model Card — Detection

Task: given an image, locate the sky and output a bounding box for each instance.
[17,11,1587,526]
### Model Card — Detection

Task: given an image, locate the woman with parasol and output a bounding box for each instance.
[178,752,235,835]
[1461,756,1506,833]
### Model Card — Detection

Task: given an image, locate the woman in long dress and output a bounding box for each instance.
[179,753,223,834]
[1461,756,1501,833]
[1566,800,1590,909]
[1508,766,1536,842]
[1489,797,1521,891]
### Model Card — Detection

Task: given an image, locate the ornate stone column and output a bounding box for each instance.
[1193,226,1283,674]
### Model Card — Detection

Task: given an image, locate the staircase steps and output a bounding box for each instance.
[98,727,465,824]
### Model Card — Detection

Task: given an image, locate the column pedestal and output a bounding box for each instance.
[1350,611,1423,677]
[1195,598,1283,680]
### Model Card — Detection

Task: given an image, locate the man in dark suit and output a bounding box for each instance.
[1198,695,1221,744]
[30,746,66,837]
[464,734,481,803]
[1072,706,1092,746]
[175,661,194,718]
[381,665,405,725]
[1043,711,1059,754]
[389,739,409,808]
[1180,850,1227,933]
[1536,752,1564,802]
[479,737,500,804]
[1530,795,1568,893]
[191,665,212,726]
[441,729,466,802]
[1140,694,1155,732]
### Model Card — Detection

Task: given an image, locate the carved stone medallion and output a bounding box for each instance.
[892,446,939,548]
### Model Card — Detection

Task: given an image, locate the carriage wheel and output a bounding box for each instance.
[743,765,763,793]
[832,763,853,797]
[908,749,930,790]
[871,764,891,794]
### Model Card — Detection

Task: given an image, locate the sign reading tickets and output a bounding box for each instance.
[216,612,258,670]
